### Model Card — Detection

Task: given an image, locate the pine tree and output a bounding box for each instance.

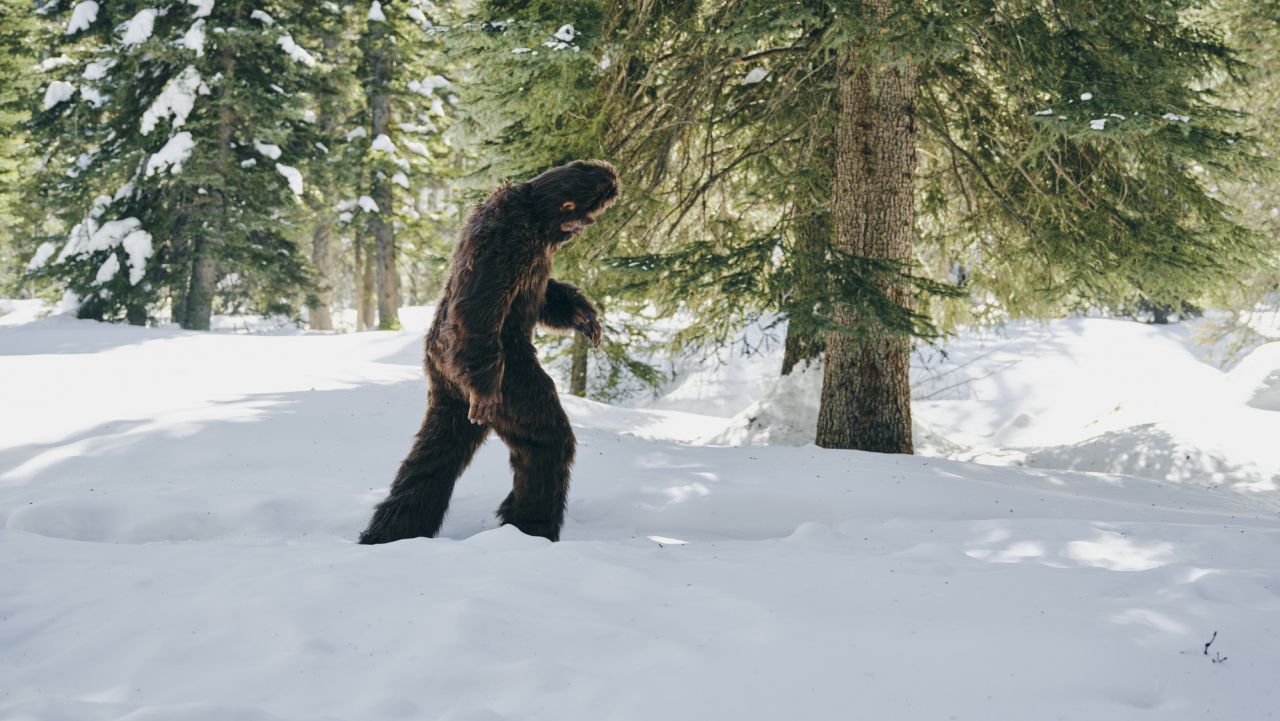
[598,0,1268,452]
[0,0,38,285]
[298,0,458,332]
[24,0,322,327]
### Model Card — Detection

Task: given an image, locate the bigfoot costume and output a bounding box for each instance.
[359,160,620,544]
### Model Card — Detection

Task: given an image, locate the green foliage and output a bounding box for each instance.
[0,0,38,287]
[590,0,1270,347]
[23,1,323,324]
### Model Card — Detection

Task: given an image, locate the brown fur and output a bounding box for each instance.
[359,160,620,543]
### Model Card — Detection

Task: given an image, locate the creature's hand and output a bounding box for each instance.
[573,307,602,348]
[468,390,502,425]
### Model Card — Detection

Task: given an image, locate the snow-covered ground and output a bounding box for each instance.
[3,304,1280,720]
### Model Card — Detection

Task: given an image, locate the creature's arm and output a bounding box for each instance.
[450,242,521,423]
[541,278,602,347]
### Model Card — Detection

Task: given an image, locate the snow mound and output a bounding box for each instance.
[679,319,1280,495]
[1227,342,1280,411]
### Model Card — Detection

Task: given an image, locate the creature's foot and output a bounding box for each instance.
[496,492,564,542]
[358,493,444,545]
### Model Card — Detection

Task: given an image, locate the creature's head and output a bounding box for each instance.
[527,160,621,240]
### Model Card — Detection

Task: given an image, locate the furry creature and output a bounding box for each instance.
[359,160,620,544]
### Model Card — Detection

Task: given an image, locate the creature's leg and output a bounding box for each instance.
[491,357,575,542]
[359,386,489,544]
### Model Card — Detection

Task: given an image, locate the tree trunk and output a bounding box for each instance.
[569,332,589,396]
[181,34,236,331]
[184,237,217,331]
[815,36,917,454]
[365,20,400,330]
[357,233,376,331]
[308,219,335,330]
[371,173,399,330]
[125,302,147,326]
[170,250,189,327]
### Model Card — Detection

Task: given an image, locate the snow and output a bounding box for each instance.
[181,19,207,56]
[187,0,214,18]
[0,310,1278,720]
[26,242,57,271]
[253,139,282,159]
[144,131,195,177]
[706,318,1280,497]
[140,66,208,136]
[65,1,98,34]
[275,162,303,196]
[55,217,152,286]
[370,133,398,154]
[93,252,120,284]
[357,194,380,212]
[554,23,576,41]
[277,35,316,67]
[345,126,367,141]
[1163,112,1191,123]
[404,139,430,156]
[37,55,72,72]
[368,0,386,22]
[120,8,157,46]
[82,59,113,81]
[120,228,153,284]
[250,9,274,25]
[42,81,75,110]
[407,74,450,96]
[391,171,409,189]
[1091,118,1107,130]
[1081,91,1094,101]
[743,66,768,84]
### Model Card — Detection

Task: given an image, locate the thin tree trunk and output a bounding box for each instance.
[182,33,237,331]
[365,20,399,330]
[357,233,376,330]
[170,240,189,326]
[371,173,399,329]
[125,304,147,326]
[184,238,217,331]
[569,332,589,396]
[815,33,917,454]
[308,219,334,330]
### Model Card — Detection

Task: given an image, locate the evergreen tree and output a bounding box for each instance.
[24,0,322,327]
[0,0,38,286]
[354,0,455,330]
[596,0,1268,451]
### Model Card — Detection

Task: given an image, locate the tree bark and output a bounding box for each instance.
[308,218,335,331]
[184,238,217,331]
[815,35,917,454]
[569,331,589,396]
[365,20,400,330]
[371,173,399,329]
[357,232,376,331]
[181,34,237,331]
